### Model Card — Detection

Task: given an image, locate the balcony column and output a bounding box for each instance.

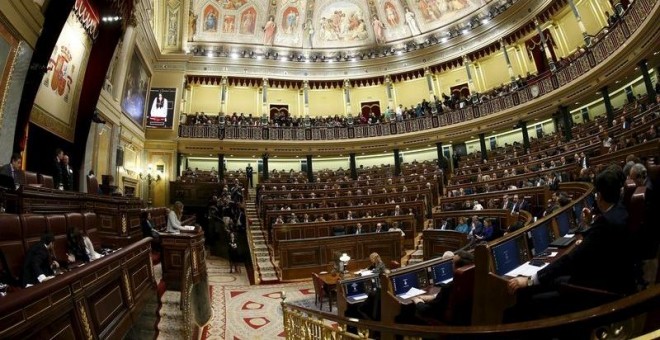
[463,55,475,94]
[601,86,615,127]
[306,155,314,183]
[303,80,310,116]
[425,68,436,100]
[534,18,557,72]
[519,121,531,151]
[220,76,228,114]
[479,133,488,161]
[343,79,352,116]
[638,60,656,98]
[559,106,573,141]
[394,149,401,176]
[217,154,224,181]
[567,0,591,46]
[261,78,269,117]
[500,38,516,82]
[262,155,269,180]
[349,153,357,180]
[436,142,446,169]
[176,153,183,178]
[112,17,138,101]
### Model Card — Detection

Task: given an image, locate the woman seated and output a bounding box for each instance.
[167,201,196,233]
[140,211,161,250]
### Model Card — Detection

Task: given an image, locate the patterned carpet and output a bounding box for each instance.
[202,256,320,339]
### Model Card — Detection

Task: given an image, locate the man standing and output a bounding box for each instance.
[61,155,73,191]
[53,148,64,190]
[0,153,22,188]
[246,163,253,188]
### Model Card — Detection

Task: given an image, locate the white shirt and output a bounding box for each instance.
[167,210,194,233]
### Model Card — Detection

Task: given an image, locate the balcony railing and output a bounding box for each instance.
[178,0,655,142]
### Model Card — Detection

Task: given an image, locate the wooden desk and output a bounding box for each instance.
[160,229,206,290]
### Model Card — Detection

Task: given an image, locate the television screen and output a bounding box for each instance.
[392,271,420,295]
[556,211,571,236]
[430,260,453,284]
[492,237,522,276]
[529,222,552,255]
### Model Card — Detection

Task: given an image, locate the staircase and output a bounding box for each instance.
[156,291,184,339]
[246,189,280,283]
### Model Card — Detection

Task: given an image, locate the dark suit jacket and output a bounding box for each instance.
[22,242,54,286]
[0,164,18,187]
[52,159,63,187]
[61,164,73,190]
[537,204,636,295]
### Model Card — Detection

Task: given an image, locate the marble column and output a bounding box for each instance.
[217,154,224,181]
[500,38,516,82]
[349,153,357,180]
[306,155,313,183]
[638,60,656,97]
[601,86,615,127]
[479,133,487,161]
[534,18,557,72]
[519,121,531,151]
[567,0,591,46]
[394,149,401,176]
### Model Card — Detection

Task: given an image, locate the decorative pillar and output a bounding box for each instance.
[303,80,310,116]
[261,78,269,116]
[176,153,183,177]
[112,17,138,101]
[534,18,557,72]
[519,121,531,151]
[343,79,352,115]
[500,38,516,82]
[638,60,656,98]
[262,155,269,180]
[436,142,446,170]
[601,86,615,127]
[463,55,475,94]
[567,0,591,46]
[479,133,487,161]
[385,75,394,108]
[306,155,313,183]
[559,106,573,141]
[220,76,228,113]
[393,149,401,176]
[349,153,357,180]
[425,68,435,100]
[217,154,224,181]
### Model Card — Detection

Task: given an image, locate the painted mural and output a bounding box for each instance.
[185,0,493,48]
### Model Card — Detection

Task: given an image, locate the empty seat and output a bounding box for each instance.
[38,174,54,189]
[86,175,99,195]
[0,214,26,285]
[65,213,84,232]
[23,171,38,186]
[622,179,637,208]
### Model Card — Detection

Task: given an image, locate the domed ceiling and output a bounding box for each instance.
[186,0,498,50]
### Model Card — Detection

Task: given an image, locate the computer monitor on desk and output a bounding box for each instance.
[555,211,571,237]
[392,270,423,296]
[528,222,552,256]
[491,236,526,276]
[429,259,454,285]
[342,275,380,302]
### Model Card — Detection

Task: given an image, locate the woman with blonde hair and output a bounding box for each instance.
[167,201,196,233]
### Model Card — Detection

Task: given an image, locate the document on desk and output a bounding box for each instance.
[348,294,369,302]
[397,287,426,299]
[505,262,549,277]
[354,270,373,276]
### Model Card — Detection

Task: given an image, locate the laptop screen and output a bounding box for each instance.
[492,237,522,276]
[529,222,552,255]
[556,211,571,236]
[344,280,367,297]
[573,200,584,224]
[430,260,453,284]
[392,271,420,295]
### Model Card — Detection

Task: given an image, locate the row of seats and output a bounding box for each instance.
[0,212,100,286]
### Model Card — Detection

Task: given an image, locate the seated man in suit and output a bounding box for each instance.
[506,168,637,320]
[22,233,60,287]
[0,153,22,188]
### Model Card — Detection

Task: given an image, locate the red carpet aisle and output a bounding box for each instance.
[202,255,320,339]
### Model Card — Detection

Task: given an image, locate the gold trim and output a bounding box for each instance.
[121,214,127,234]
[77,301,93,340]
[122,270,133,303]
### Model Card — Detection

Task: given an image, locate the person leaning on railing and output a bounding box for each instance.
[167,201,196,233]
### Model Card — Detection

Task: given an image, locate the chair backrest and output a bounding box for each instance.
[23,171,38,185]
[38,174,54,189]
[46,215,69,261]
[21,214,48,251]
[82,212,101,248]
[622,179,637,208]
[311,273,324,297]
[0,214,26,283]
[86,175,99,194]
